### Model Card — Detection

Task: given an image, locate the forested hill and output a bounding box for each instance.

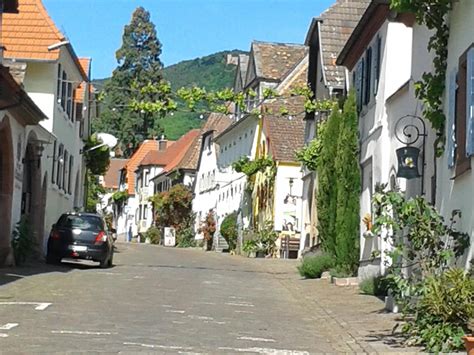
[93,50,246,140]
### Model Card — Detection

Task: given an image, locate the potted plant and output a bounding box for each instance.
[242,240,257,258]
[463,319,474,354]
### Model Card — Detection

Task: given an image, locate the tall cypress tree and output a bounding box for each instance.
[316,103,341,257]
[94,7,166,157]
[334,91,360,273]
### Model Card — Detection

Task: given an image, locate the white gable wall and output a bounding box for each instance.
[354,20,413,279]
[437,0,474,269]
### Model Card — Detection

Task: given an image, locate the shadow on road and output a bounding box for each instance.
[124,262,294,276]
[0,244,123,288]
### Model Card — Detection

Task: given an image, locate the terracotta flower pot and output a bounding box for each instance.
[463,335,474,355]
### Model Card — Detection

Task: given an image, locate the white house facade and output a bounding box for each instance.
[2,0,92,256]
[436,0,474,270]
[337,2,437,279]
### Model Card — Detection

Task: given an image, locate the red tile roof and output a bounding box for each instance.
[103,159,128,189]
[3,0,64,61]
[136,141,176,167]
[151,129,201,180]
[122,140,160,195]
[74,58,91,102]
[262,57,308,162]
[3,0,88,79]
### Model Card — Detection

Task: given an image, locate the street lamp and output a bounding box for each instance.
[394,115,427,194]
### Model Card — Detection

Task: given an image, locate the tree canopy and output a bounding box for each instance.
[94,7,168,157]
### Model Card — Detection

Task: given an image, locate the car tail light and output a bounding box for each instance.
[94,231,107,245]
[50,230,61,240]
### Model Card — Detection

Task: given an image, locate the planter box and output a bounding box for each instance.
[246,251,256,258]
[463,335,474,355]
[332,277,358,286]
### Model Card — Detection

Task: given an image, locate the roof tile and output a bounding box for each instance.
[3,0,65,61]
[252,41,308,82]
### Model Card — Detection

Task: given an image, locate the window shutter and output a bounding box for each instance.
[455,52,470,177]
[374,36,381,95]
[51,141,57,184]
[466,48,474,156]
[447,69,457,169]
[355,60,364,111]
[360,58,365,108]
[364,48,372,105]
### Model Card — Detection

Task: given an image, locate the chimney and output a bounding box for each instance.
[158,135,167,151]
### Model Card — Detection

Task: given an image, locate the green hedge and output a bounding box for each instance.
[297,254,335,279]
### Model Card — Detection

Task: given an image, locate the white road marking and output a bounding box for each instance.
[0,333,8,338]
[195,301,215,305]
[133,276,144,279]
[166,310,185,314]
[219,347,309,354]
[228,296,244,300]
[0,302,51,311]
[123,342,193,350]
[35,303,51,311]
[51,330,115,335]
[204,320,226,325]
[162,304,173,308]
[238,336,276,343]
[234,310,254,314]
[202,280,220,285]
[225,302,255,307]
[0,323,18,330]
[172,321,186,325]
[187,315,213,320]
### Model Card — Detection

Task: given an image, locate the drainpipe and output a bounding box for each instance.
[0,0,4,64]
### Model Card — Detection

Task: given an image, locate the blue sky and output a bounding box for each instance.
[43,0,334,79]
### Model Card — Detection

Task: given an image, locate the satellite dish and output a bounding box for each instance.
[96,133,118,149]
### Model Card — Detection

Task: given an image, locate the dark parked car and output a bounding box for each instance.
[47,212,115,268]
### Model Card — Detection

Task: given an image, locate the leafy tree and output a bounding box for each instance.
[84,135,110,175]
[150,184,193,234]
[95,7,168,157]
[86,173,105,213]
[334,91,360,273]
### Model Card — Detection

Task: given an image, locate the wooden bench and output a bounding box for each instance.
[280,235,300,259]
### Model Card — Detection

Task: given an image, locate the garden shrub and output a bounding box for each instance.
[401,268,474,352]
[220,212,238,251]
[176,224,196,248]
[298,254,334,279]
[359,276,389,297]
[145,226,161,244]
[373,187,471,352]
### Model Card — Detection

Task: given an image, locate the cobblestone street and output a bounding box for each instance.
[0,244,418,354]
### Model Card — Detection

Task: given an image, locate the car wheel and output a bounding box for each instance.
[46,253,61,265]
[100,253,111,269]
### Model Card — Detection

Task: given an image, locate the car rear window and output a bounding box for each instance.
[56,215,104,232]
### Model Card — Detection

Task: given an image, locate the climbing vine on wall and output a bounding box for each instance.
[390,0,453,153]
[232,156,274,177]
